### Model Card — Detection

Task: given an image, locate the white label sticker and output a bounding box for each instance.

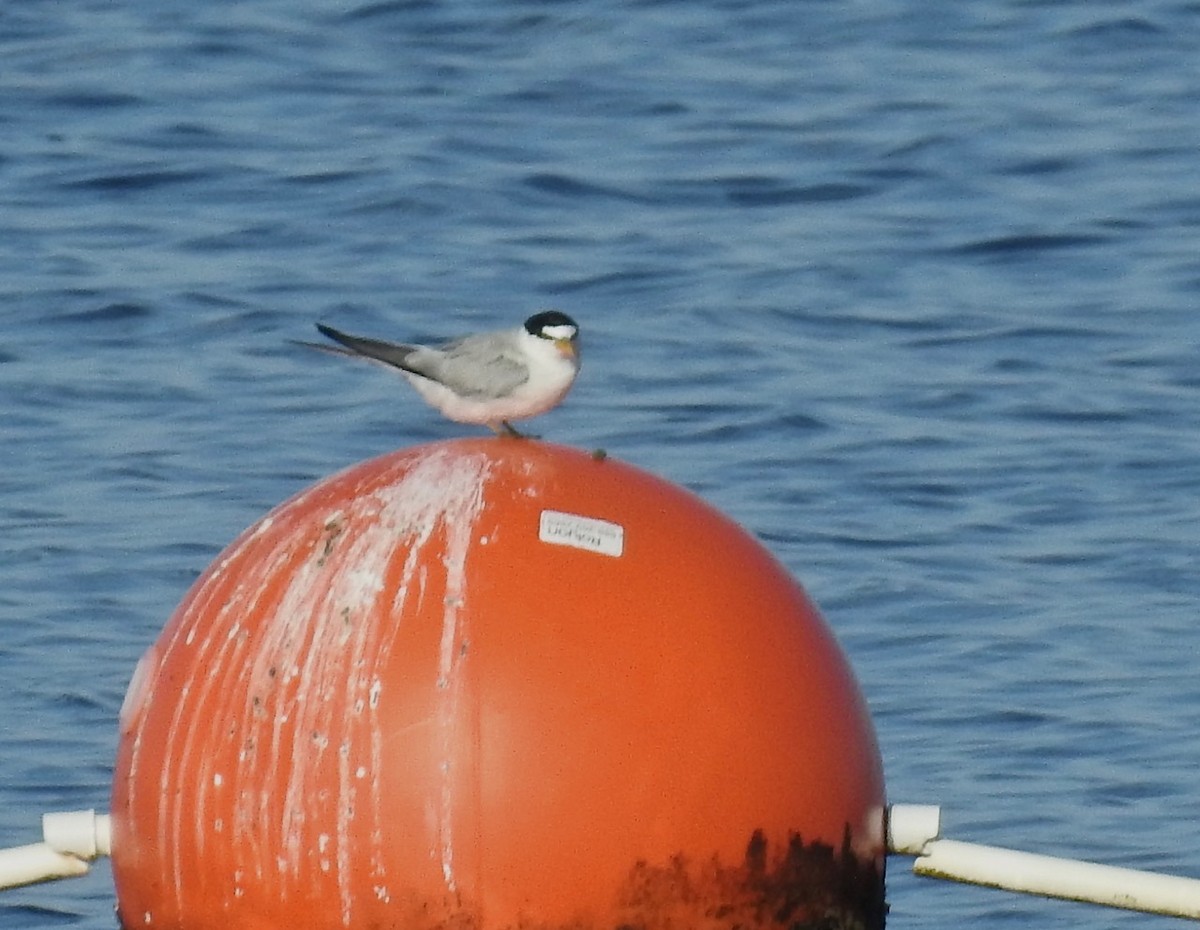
[539,510,624,558]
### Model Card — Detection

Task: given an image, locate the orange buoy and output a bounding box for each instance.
[111,439,885,930]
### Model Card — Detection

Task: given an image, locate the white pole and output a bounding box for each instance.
[0,843,89,891]
[0,810,112,891]
[888,804,1200,921]
[42,810,110,859]
[887,803,941,855]
[914,839,1200,921]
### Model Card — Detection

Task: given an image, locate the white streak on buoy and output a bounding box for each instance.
[124,446,492,924]
[432,464,485,895]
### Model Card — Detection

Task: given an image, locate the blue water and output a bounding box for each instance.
[4,1,1200,927]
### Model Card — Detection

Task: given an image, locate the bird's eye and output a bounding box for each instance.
[540,324,577,341]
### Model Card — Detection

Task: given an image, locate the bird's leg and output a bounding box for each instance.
[491,420,529,439]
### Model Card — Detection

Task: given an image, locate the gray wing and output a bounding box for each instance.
[407,331,530,399]
[305,323,529,399]
[307,323,420,368]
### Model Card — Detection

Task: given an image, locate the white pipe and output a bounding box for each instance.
[915,839,1200,921]
[0,842,89,891]
[42,810,110,858]
[0,810,112,892]
[887,805,1200,921]
[887,803,942,855]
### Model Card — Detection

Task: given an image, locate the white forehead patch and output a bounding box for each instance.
[539,323,577,340]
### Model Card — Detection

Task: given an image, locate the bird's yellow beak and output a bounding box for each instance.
[555,338,577,358]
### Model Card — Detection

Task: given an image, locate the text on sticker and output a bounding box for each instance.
[538,510,624,558]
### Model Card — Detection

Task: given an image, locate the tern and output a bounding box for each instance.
[299,311,581,437]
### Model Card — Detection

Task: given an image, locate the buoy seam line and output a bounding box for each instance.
[8,802,940,862]
[24,808,1196,872]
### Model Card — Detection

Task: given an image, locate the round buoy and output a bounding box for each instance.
[111,440,885,930]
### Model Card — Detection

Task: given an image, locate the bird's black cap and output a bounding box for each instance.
[524,310,579,339]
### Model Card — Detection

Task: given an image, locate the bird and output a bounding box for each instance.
[298,311,581,437]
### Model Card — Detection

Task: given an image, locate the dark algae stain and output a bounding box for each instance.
[116,828,883,930]
[615,827,885,930]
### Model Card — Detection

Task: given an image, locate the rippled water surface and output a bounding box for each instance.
[4,2,1200,928]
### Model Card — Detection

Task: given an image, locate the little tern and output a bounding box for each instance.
[299,311,581,437]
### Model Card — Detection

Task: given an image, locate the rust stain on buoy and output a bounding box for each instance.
[111,439,886,930]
